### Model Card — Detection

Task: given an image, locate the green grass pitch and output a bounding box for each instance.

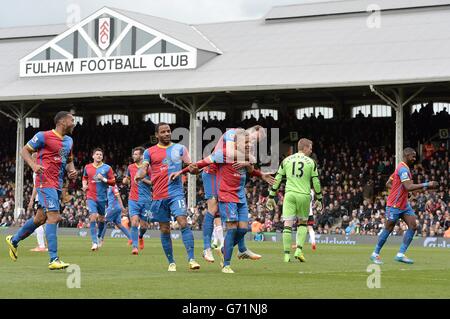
[0,236,449,298]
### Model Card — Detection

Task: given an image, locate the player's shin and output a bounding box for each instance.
[181,226,195,261]
[214,224,224,247]
[296,224,308,253]
[12,218,39,246]
[234,228,248,251]
[374,228,391,255]
[308,226,316,245]
[138,227,147,239]
[97,221,106,240]
[45,223,58,262]
[90,221,98,244]
[399,229,415,255]
[117,224,131,239]
[283,226,293,255]
[202,212,215,250]
[36,225,46,248]
[160,232,175,264]
[223,229,237,266]
[131,226,139,248]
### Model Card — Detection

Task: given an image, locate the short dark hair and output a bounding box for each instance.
[54,111,71,125]
[403,147,416,157]
[155,122,170,133]
[92,147,104,155]
[132,146,145,155]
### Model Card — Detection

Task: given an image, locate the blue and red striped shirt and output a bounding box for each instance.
[26,129,73,190]
[126,163,152,202]
[83,162,115,202]
[143,143,190,200]
[387,162,412,210]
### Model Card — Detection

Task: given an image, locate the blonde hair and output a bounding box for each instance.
[298,138,312,152]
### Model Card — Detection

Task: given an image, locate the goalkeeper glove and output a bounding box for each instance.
[315,200,323,212]
[266,197,276,211]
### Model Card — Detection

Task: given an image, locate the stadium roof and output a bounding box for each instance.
[1,0,450,102]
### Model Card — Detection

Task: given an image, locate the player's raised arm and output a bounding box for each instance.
[169,155,212,181]
[246,164,276,185]
[399,167,438,191]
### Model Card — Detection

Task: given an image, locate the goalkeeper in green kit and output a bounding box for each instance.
[266,138,322,262]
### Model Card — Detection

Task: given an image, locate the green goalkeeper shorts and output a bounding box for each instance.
[282,192,311,222]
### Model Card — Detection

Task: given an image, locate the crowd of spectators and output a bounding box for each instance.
[0,105,448,238]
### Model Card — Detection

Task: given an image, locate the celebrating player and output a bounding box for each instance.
[98,184,132,245]
[122,146,152,255]
[135,123,200,271]
[172,128,275,273]
[82,148,115,251]
[6,111,77,270]
[198,125,267,263]
[370,147,439,265]
[266,138,322,263]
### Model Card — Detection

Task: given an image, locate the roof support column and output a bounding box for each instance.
[370,85,424,166]
[0,102,40,219]
[159,94,214,210]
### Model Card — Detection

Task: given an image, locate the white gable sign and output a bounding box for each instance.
[19,8,197,77]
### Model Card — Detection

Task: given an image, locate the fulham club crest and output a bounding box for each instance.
[96,17,114,50]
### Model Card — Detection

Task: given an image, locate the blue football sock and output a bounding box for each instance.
[139,227,147,239]
[202,212,215,250]
[399,229,415,254]
[160,232,175,264]
[46,223,58,262]
[90,221,98,244]
[374,228,391,255]
[116,223,131,240]
[181,226,195,261]
[235,228,248,252]
[12,218,38,246]
[99,222,108,239]
[97,221,106,240]
[223,228,237,267]
[131,226,139,248]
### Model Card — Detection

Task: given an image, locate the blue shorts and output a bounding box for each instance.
[36,188,61,213]
[150,196,187,223]
[385,204,415,222]
[129,199,154,223]
[87,199,107,215]
[219,201,249,223]
[105,207,122,224]
[202,171,217,200]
